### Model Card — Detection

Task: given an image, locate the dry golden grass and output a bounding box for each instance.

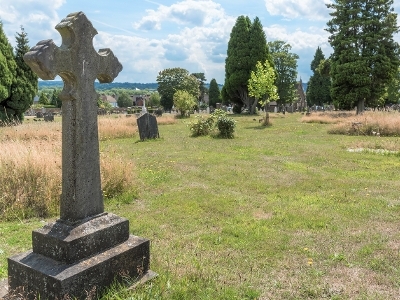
[0,115,151,221]
[98,114,176,140]
[303,111,400,137]
[301,111,354,124]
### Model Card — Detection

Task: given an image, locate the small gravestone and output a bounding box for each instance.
[137,113,159,140]
[6,12,153,300]
[35,111,43,118]
[44,113,54,122]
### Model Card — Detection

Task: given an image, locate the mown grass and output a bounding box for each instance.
[1,112,400,299]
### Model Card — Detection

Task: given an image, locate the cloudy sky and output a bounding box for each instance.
[1,0,399,84]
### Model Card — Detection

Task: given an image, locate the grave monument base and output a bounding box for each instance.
[7,213,151,300]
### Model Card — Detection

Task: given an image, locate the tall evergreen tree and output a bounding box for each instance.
[7,26,38,120]
[326,0,400,114]
[306,47,331,106]
[208,78,221,108]
[0,21,17,121]
[385,67,400,105]
[268,40,299,109]
[224,16,271,114]
[224,16,251,111]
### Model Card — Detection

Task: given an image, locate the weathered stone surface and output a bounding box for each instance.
[6,11,153,300]
[32,213,129,264]
[137,113,160,140]
[8,235,150,300]
[24,11,123,224]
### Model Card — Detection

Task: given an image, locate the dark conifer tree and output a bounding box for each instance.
[8,26,38,120]
[224,16,273,114]
[208,78,221,108]
[0,21,17,121]
[327,0,400,113]
[306,47,331,106]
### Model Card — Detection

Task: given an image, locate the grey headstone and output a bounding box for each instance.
[7,12,152,300]
[44,114,54,122]
[137,112,160,140]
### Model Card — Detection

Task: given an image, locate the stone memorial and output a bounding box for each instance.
[6,12,153,299]
[137,113,160,141]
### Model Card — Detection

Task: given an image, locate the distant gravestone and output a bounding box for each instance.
[7,12,153,300]
[137,112,159,140]
[44,113,54,122]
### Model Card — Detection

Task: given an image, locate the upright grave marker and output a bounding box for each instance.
[7,12,152,299]
[137,113,160,141]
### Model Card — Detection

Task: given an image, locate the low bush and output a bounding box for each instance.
[188,115,214,137]
[216,115,236,138]
[188,110,236,138]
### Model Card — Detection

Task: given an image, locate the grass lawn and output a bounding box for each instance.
[1,112,400,299]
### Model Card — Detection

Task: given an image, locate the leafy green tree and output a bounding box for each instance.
[326,0,400,114]
[38,91,49,105]
[157,67,200,111]
[149,91,161,107]
[0,21,17,121]
[208,78,221,108]
[306,47,331,107]
[173,90,196,117]
[268,40,299,109]
[117,91,132,108]
[224,16,272,114]
[248,60,279,125]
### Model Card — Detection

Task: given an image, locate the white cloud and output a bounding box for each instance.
[265,24,330,51]
[127,0,235,82]
[134,0,225,31]
[265,0,332,20]
[0,0,65,46]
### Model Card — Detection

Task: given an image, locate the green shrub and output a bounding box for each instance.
[188,115,214,137]
[216,115,236,138]
[188,109,236,138]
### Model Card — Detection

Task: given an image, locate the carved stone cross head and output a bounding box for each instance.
[24,12,123,224]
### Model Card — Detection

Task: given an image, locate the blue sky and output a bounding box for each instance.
[1,0,399,84]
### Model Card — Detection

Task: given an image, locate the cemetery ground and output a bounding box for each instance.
[1,112,400,299]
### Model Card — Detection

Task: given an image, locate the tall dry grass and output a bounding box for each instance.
[301,111,354,124]
[0,115,157,221]
[303,111,400,136]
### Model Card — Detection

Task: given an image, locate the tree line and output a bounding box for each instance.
[156,0,400,118]
[2,0,399,122]
[155,16,299,119]
[307,0,400,114]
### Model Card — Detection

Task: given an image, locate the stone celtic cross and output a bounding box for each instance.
[24,11,122,224]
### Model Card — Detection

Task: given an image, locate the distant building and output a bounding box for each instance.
[100,94,118,108]
[133,95,150,107]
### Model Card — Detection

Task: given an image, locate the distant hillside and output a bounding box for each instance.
[38,81,159,90]
[38,81,225,91]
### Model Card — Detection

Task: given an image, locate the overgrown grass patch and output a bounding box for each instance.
[2,112,400,299]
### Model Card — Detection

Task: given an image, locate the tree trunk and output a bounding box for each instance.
[250,97,258,114]
[356,98,365,115]
[263,103,270,126]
